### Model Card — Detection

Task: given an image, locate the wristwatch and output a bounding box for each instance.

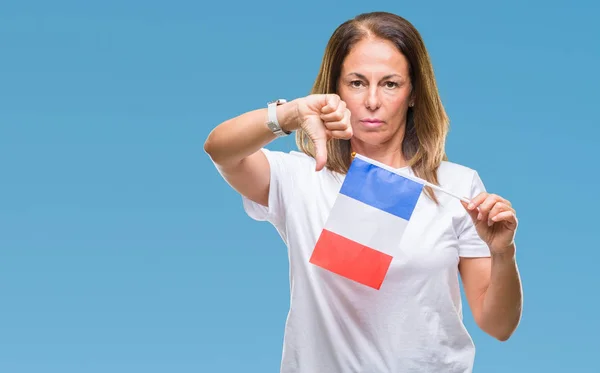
[267,99,291,137]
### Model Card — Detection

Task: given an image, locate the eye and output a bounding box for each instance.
[385,81,399,89]
[350,80,364,88]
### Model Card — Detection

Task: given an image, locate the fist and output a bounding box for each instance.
[292,94,353,171]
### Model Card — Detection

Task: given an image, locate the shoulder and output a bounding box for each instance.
[435,160,485,197]
[437,160,478,179]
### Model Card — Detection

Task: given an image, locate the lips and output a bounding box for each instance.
[359,118,385,129]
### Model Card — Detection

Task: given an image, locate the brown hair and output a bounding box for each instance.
[295,11,449,204]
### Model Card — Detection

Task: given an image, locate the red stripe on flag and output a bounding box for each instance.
[309,229,393,290]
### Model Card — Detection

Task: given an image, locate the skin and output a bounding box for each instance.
[335,37,413,169]
[204,36,522,342]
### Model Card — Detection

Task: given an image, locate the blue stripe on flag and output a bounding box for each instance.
[340,157,424,220]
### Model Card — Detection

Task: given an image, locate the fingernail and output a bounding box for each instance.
[477,212,482,220]
[468,203,474,209]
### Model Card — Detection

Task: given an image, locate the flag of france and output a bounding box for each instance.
[309,154,424,290]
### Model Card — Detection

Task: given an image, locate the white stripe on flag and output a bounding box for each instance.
[324,194,410,256]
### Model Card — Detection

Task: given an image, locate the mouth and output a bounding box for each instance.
[359,119,385,128]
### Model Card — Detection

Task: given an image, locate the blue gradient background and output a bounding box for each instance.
[1,1,598,372]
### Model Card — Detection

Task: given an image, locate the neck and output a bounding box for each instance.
[350,130,407,169]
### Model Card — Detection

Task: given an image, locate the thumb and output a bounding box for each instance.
[302,115,328,171]
[313,136,328,171]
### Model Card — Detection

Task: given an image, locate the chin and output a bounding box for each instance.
[351,129,395,146]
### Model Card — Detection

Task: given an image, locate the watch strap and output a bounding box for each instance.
[267,99,291,137]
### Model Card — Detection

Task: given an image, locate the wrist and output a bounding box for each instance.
[277,100,301,133]
[491,244,516,261]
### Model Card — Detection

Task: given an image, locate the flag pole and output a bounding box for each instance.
[351,152,471,204]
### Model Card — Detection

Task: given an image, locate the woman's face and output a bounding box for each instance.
[337,37,413,147]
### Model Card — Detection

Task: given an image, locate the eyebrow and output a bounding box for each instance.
[347,72,403,80]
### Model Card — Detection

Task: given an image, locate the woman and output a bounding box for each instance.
[204,11,522,373]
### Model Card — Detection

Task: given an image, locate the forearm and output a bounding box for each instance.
[203,102,299,167]
[480,245,523,341]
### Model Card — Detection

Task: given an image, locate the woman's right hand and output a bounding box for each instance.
[283,94,353,171]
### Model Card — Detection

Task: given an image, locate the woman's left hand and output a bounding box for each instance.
[461,193,518,256]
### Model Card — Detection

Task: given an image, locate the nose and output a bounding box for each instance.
[365,85,381,111]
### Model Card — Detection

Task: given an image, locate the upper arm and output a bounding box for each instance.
[216,150,271,207]
[459,257,491,327]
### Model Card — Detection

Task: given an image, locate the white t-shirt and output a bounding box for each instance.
[242,148,491,373]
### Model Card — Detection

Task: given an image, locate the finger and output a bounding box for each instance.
[466,192,488,211]
[488,193,511,207]
[321,94,340,114]
[461,200,480,223]
[329,128,353,140]
[328,109,352,138]
[320,101,346,122]
[491,210,518,230]
[477,194,503,221]
[325,109,352,131]
[324,121,349,131]
[325,129,333,141]
[487,202,513,221]
[487,202,513,226]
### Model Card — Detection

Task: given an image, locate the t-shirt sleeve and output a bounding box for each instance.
[241,148,294,230]
[457,170,491,258]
